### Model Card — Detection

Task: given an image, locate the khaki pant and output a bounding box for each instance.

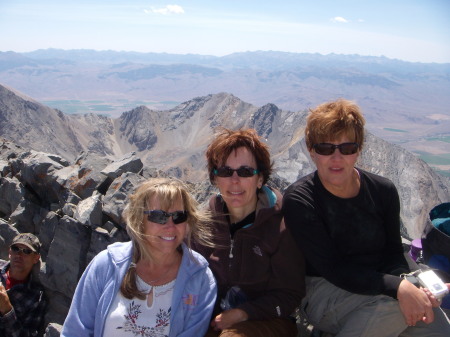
[302,277,450,337]
[203,318,298,337]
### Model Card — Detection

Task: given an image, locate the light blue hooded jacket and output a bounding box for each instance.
[61,241,217,337]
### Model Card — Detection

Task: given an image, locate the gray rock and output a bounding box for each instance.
[43,322,62,337]
[38,211,59,260]
[9,199,44,233]
[0,159,9,176]
[61,203,76,218]
[40,215,90,298]
[0,176,24,216]
[43,289,73,327]
[102,172,146,226]
[59,190,82,206]
[73,194,102,228]
[17,151,69,204]
[101,151,143,180]
[87,225,128,263]
[0,220,19,259]
[58,151,111,199]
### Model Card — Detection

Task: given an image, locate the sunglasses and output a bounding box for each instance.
[213,166,259,178]
[10,245,34,255]
[143,210,188,225]
[313,143,359,156]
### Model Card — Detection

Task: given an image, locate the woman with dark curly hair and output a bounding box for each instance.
[194,128,305,337]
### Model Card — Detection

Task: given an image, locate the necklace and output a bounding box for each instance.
[147,265,173,285]
[136,254,181,286]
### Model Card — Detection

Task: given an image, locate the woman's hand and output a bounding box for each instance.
[397,279,434,326]
[422,283,450,308]
[210,308,249,330]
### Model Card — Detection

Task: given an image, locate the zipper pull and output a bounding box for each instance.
[229,239,234,258]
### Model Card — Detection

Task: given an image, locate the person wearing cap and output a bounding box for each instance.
[0,233,47,337]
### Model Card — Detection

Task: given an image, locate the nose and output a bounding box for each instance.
[330,147,343,159]
[163,218,176,228]
[230,171,240,181]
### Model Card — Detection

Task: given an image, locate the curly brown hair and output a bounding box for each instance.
[305,99,366,151]
[205,128,273,185]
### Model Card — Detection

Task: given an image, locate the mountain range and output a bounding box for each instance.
[1,83,449,239]
[1,49,449,176]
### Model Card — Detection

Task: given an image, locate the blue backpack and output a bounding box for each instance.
[421,202,450,308]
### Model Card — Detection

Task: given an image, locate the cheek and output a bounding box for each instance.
[215,178,228,192]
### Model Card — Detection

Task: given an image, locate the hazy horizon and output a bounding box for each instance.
[1,0,449,64]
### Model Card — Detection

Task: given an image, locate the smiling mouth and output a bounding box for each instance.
[229,191,244,195]
[160,236,176,241]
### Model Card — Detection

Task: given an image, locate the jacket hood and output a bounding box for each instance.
[106,241,209,276]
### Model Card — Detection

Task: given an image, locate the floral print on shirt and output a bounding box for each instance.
[116,300,171,337]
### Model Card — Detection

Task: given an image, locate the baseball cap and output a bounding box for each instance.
[11,233,41,253]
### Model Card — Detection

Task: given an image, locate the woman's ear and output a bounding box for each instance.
[257,175,263,189]
[309,149,316,163]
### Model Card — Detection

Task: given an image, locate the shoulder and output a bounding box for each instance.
[182,244,209,269]
[258,185,281,209]
[180,245,216,284]
[359,169,397,193]
[283,172,316,205]
[284,172,315,195]
[88,241,132,270]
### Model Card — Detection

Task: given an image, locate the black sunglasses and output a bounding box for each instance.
[10,245,34,255]
[213,166,259,178]
[313,143,359,156]
[143,210,188,225]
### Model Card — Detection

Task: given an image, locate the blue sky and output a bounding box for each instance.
[1,0,449,63]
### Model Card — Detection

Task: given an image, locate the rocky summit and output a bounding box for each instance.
[0,83,450,334]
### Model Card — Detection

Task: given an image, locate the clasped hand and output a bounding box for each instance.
[397,279,449,326]
[210,308,249,331]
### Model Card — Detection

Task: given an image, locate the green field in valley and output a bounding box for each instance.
[43,99,180,116]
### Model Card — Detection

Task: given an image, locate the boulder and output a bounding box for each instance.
[102,172,146,226]
[0,176,24,216]
[101,151,143,180]
[43,322,62,337]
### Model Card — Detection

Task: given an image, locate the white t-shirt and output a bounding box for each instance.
[103,276,175,337]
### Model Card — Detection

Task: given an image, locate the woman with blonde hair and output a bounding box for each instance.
[62,177,217,337]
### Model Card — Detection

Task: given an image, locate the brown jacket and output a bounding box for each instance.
[193,186,305,320]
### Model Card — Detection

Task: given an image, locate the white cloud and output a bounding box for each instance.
[144,5,185,15]
[331,17,349,23]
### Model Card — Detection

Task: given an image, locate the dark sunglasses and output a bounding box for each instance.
[313,143,359,156]
[213,166,259,178]
[10,245,34,255]
[143,210,188,225]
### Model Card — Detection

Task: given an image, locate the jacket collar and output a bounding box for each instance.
[106,241,208,276]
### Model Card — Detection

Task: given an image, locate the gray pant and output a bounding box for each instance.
[302,277,450,337]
